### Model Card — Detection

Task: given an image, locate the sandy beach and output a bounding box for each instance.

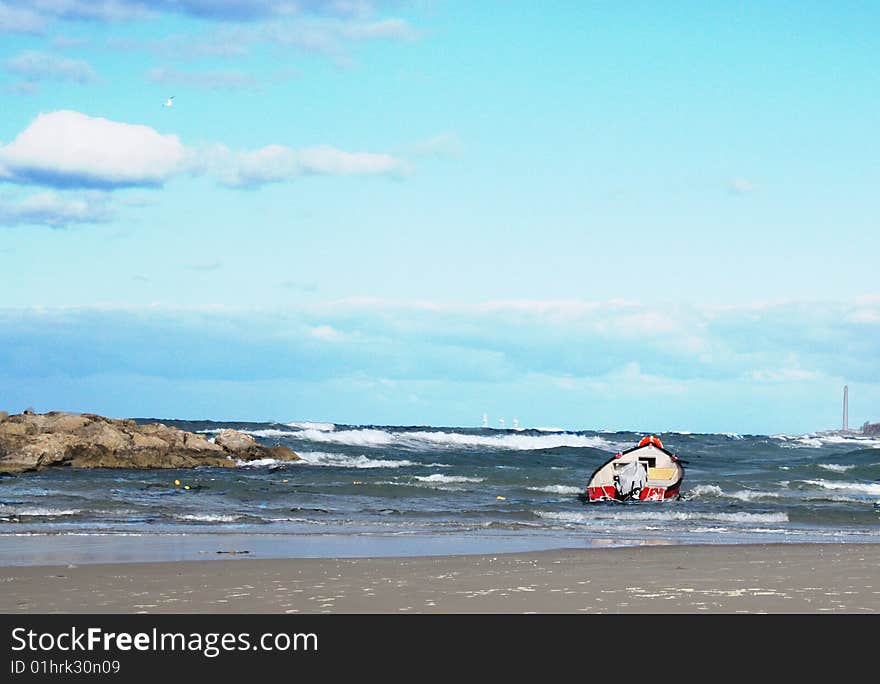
[2,543,878,614]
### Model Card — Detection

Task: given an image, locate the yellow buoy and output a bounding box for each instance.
[282,479,289,483]
[353,480,363,485]
[173,479,181,486]
[184,485,190,490]
[496,496,506,501]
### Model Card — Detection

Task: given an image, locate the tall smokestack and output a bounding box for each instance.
[843,385,849,431]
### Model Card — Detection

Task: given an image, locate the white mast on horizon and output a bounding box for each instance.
[843,385,849,431]
[481,412,489,428]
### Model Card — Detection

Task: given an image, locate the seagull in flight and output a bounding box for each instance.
[163,96,175,108]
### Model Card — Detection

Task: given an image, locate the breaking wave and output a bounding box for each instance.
[175,514,245,523]
[295,451,418,469]
[286,421,336,432]
[686,485,780,502]
[801,479,880,496]
[0,506,82,518]
[527,485,583,495]
[414,474,484,484]
[817,463,856,473]
[535,510,789,524]
[292,427,621,452]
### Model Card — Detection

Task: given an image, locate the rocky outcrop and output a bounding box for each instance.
[862,421,880,436]
[0,411,299,474]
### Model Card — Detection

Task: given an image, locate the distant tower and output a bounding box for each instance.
[499,417,505,429]
[481,412,489,428]
[842,385,849,431]
[512,418,519,430]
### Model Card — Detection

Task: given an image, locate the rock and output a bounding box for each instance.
[214,429,258,451]
[214,428,297,463]
[0,411,299,474]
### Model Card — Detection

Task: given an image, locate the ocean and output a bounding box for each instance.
[2,421,879,565]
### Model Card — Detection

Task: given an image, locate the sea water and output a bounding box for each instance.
[1,422,878,564]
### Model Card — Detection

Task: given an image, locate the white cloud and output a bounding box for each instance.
[0,190,112,227]
[261,15,419,62]
[205,143,408,187]
[4,1,402,26]
[5,50,97,84]
[341,18,419,41]
[0,110,185,188]
[309,324,345,341]
[146,66,260,90]
[0,110,408,193]
[848,309,880,324]
[411,132,463,159]
[0,1,45,33]
[728,177,757,195]
[749,368,825,383]
[11,1,153,22]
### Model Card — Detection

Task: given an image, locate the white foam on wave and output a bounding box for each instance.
[536,510,789,524]
[176,513,243,523]
[295,427,621,452]
[297,428,394,446]
[295,451,417,469]
[818,463,855,473]
[0,506,82,517]
[816,434,880,448]
[527,485,583,495]
[727,490,781,502]
[200,428,297,438]
[236,457,283,467]
[802,479,880,495]
[686,485,780,502]
[413,474,484,484]
[773,433,880,449]
[286,421,336,432]
[240,428,297,438]
[687,484,723,498]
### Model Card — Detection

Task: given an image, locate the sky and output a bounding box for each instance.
[1,1,878,434]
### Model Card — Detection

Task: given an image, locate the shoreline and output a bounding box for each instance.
[3,542,878,614]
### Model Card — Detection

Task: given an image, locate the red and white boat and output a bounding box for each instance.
[581,435,684,502]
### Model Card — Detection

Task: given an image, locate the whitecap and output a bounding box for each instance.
[526,485,583,495]
[176,514,243,523]
[286,421,336,432]
[413,474,484,484]
[685,485,779,502]
[687,484,723,498]
[2,507,82,517]
[294,451,416,469]
[535,510,788,524]
[802,479,880,495]
[294,427,622,452]
[236,457,284,467]
[817,463,856,473]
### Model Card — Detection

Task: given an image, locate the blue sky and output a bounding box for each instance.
[1,1,878,434]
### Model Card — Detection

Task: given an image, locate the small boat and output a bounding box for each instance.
[580,435,684,503]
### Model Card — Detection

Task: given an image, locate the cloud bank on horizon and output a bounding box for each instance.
[1,2,878,431]
[1,297,877,434]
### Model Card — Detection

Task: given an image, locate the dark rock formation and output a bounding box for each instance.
[0,411,299,474]
[862,421,880,436]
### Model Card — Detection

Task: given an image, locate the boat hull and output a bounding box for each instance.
[581,436,684,503]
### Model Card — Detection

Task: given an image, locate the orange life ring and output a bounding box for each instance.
[638,435,664,449]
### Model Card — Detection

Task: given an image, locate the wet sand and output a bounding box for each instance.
[2,543,878,614]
